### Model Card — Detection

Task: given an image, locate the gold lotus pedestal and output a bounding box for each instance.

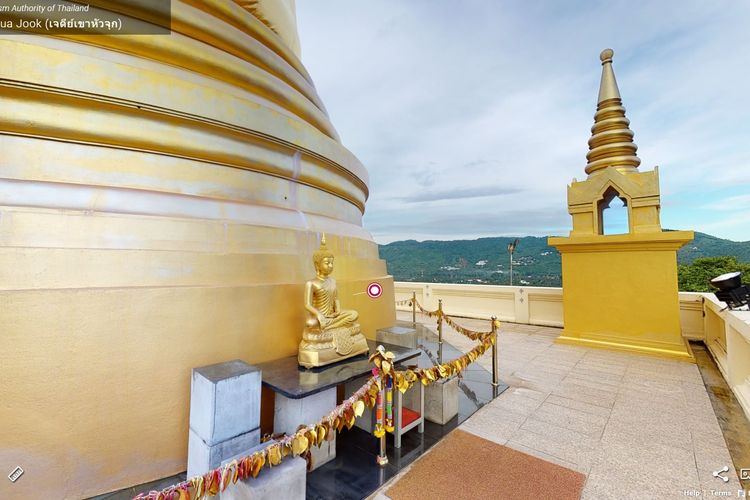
[299,324,369,369]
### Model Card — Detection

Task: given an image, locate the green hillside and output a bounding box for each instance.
[378,232,749,288]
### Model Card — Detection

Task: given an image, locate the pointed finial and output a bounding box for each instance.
[597,48,621,104]
[313,232,333,267]
[585,48,640,176]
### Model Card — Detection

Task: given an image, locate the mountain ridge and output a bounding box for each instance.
[378,232,750,286]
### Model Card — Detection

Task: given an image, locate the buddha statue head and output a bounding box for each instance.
[313,234,334,278]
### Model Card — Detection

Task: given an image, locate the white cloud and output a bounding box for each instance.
[297,1,750,243]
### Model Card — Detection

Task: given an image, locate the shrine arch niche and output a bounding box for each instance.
[597,185,630,235]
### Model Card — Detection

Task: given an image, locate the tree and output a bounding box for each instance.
[678,256,750,292]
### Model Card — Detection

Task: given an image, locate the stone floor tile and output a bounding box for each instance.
[567,366,625,383]
[368,492,392,500]
[531,401,608,437]
[552,385,617,409]
[626,365,700,385]
[622,372,692,391]
[693,442,742,493]
[575,358,629,372]
[504,441,586,474]
[488,392,545,415]
[507,428,599,472]
[505,386,550,401]
[608,401,692,430]
[477,402,530,424]
[510,370,567,389]
[586,439,700,499]
[458,417,519,446]
[545,394,612,418]
[600,417,693,451]
[583,464,698,500]
[530,357,580,370]
[525,361,572,375]
[561,374,621,393]
[521,416,601,449]
[556,380,620,403]
[616,387,687,409]
[580,350,642,365]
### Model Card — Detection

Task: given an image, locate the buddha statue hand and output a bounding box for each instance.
[318,315,332,330]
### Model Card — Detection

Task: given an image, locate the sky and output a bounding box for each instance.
[296,1,750,244]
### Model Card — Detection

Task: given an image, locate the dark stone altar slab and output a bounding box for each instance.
[257,340,420,399]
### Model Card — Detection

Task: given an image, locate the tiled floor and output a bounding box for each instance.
[377,312,748,500]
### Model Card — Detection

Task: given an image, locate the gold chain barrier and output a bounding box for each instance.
[414,299,440,318]
[409,297,497,341]
[134,376,382,499]
[372,299,501,464]
[136,302,500,498]
[403,297,501,389]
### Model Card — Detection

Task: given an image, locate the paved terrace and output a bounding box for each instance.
[375,312,749,499]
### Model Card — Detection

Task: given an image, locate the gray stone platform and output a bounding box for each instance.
[376,325,418,349]
[424,376,458,424]
[187,360,261,478]
[219,456,306,500]
[219,443,306,500]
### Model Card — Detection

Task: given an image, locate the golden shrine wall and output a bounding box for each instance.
[0,2,394,497]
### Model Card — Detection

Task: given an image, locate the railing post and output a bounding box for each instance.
[437,299,444,364]
[491,316,499,389]
[412,291,416,324]
[376,376,388,466]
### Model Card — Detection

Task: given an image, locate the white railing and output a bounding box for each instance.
[394,281,750,421]
[702,295,750,421]
[396,282,703,333]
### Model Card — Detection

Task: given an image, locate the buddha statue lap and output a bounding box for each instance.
[298,235,369,368]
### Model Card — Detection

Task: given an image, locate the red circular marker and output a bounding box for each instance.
[366,282,382,298]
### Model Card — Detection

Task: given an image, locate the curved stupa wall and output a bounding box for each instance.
[0,1,394,497]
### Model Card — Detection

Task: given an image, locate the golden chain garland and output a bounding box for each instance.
[135,378,380,500]
[394,298,413,306]
[137,302,500,499]
[370,333,496,396]
[410,299,499,341]
[414,299,440,318]
[442,314,497,341]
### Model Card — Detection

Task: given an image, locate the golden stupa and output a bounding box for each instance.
[0,1,394,497]
[549,49,694,360]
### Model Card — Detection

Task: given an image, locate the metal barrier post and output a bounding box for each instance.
[437,299,444,363]
[376,376,388,466]
[437,299,443,346]
[412,291,416,324]
[491,316,499,389]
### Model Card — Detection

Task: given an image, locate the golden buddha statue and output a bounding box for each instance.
[298,235,369,368]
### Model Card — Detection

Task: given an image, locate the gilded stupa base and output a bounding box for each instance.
[298,324,370,368]
[556,333,695,362]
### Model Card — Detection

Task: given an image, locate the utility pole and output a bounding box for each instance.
[507,238,519,286]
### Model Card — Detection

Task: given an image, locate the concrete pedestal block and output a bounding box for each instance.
[376,325,417,349]
[424,376,458,424]
[188,360,261,477]
[345,375,374,433]
[188,427,260,478]
[274,388,336,470]
[219,456,306,500]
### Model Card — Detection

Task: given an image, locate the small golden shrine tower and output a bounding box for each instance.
[548,49,694,361]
